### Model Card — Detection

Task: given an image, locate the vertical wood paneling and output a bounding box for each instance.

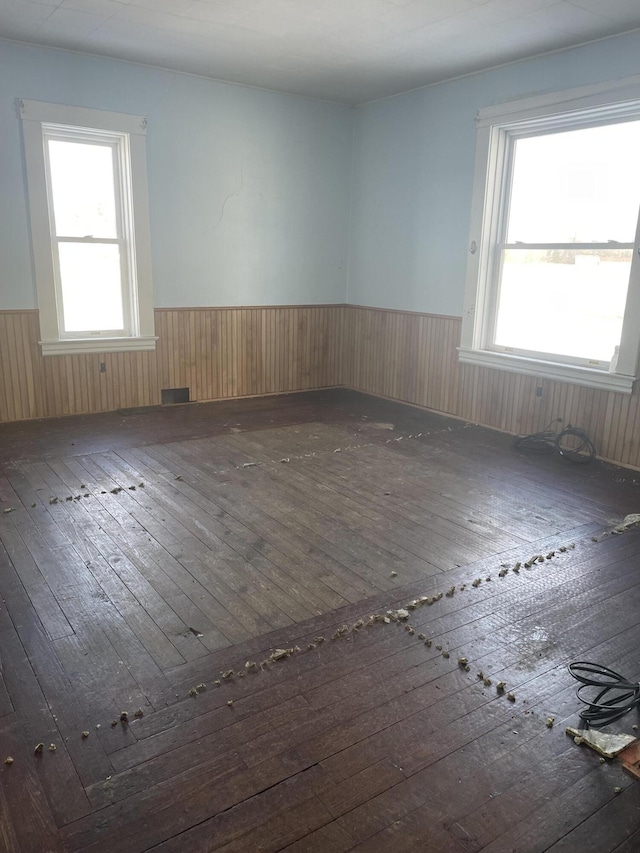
[345,305,462,419]
[0,306,344,425]
[3,303,639,471]
[344,304,640,471]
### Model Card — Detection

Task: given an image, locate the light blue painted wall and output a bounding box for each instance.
[0,40,353,310]
[5,31,640,316]
[348,30,640,316]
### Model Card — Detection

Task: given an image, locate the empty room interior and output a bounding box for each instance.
[3,1,640,850]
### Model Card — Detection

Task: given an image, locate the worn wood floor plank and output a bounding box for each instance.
[0,390,638,852]
[81,450,294,635]
[61,454,262,645]
[220,426,508,566]
[125,442,355,610]
[0,715,63,852]
[137,439,379,601]
[100,448,327,621]
[42,456,213,663]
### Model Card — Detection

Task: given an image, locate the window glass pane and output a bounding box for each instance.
[506,121,640,244]
[494,248,630,362]
[48,140,118,238]
[58,243,124,332]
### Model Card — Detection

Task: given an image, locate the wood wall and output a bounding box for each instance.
[2,303,639,471]
[0,306,344,423]
[343,305,640,470]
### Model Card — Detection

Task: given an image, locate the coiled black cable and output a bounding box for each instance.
[513,418,596,463]
[568,661,640,728]
[555,426,596,463]
[513,418,563,454]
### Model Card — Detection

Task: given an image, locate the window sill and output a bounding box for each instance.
[40,336,158,356]
[457,347,635,394]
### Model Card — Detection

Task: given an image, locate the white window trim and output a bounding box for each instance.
[19,99,157,355]
[460,75,640,394]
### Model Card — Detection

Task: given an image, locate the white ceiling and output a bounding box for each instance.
[2,0,640,104]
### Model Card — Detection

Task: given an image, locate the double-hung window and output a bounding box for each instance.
[20,100,156,354]
[460,77,640,393]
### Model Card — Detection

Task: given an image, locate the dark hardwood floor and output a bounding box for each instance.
[0,389,639,852]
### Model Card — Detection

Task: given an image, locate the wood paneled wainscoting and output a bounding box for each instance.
[0,305,345,423]
[344,304,640,471]
[3,303,640,471]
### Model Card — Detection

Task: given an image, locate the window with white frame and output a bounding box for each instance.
[460,77,640,394]
[20,100,156,355]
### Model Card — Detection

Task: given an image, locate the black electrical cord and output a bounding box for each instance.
[513,418,596,463]
[513,417,563,454]
[568,661,640,728]
[555,426,596,464]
